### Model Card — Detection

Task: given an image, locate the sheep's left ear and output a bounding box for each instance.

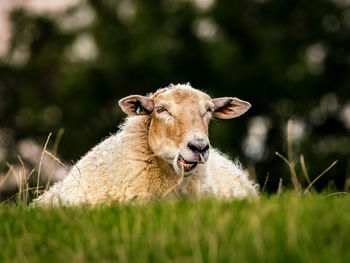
[212,97,251,119]
[119,95,154,116]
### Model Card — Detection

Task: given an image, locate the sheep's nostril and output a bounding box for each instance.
[202,144,209,152]
[188,142,209,154]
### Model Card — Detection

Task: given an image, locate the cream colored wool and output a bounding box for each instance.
[201,149,258,198]
[33,86,258,206]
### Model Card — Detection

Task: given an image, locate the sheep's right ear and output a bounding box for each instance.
[118,95,154,116]
[212,97,251,119]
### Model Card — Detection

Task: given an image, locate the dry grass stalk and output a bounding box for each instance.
[261,173,269,193]
[1,186,43,205]
[300,154,311,195]
[0,164,14,188]
[17,155,26,202]
[52,128,64,156]
[276,120,338,195]
[199,154,206,164]
[45,171,56,192]
[287,120,293,163]
[44,150,69,171]
[36,132,52,197]
[2,131,68,203]
[300,154,311,185]
[275,152,289,166]
[287,120,301,192]
[45,129,65,190]
[162,166,185,198]
[247,162,258,183]
[24,169,35,203]
[13,155,37,204]
[277,178,283,197]
[275,151,300,192]
[68,161,93,204]
[17,155,26,180]
[321,192,350,199]
[304,160,338,195]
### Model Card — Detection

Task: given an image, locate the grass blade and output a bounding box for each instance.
[304,160,338,195]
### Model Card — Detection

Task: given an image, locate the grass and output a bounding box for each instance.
[1,193,350,263]
[1,120,349,262]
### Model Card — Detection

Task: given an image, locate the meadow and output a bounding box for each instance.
[1,193,350,263]
[1,122,349,263]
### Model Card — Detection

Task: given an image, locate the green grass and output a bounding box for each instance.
[1,193,350,263]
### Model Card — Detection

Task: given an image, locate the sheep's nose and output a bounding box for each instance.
[188,141,209,156]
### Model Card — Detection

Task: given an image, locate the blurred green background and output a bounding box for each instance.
[0,0,349,196]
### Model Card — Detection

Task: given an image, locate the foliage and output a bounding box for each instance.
[0,0,350,193]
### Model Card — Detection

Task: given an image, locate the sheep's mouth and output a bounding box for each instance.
[177,154,198,173]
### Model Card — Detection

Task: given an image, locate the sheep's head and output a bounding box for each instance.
[119,84,251,176]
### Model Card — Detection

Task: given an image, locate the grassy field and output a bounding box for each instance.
[1,193,349,263]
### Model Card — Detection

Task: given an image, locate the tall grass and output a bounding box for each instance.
[0,120,349,262]
[274,120,339,196]
[0,130,68,205]
[1,194,350,263]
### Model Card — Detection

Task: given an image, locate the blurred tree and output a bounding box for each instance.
[0,0,349,193]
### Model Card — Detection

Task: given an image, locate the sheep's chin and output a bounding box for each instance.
[173,153,198,176]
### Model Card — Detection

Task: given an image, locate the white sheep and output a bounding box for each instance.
[33,84,258,206]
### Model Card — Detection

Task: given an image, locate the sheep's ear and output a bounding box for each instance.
[212,97,251,119]
[119,95,154,116]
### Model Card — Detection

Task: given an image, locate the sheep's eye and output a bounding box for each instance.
[156,107,167,114]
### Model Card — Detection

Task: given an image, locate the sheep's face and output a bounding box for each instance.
[119,84,251,176]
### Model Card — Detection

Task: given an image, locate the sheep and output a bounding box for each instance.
[32,83,258,206]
